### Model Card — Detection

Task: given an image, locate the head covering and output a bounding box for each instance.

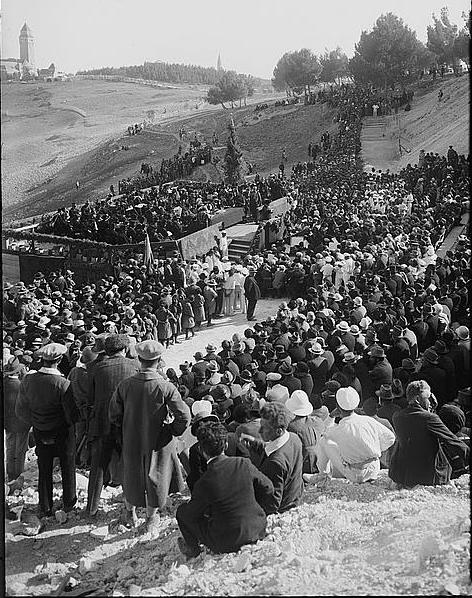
[423,348,439,365]
[37,343,67,361]
[376,384,394,400]
[105,334,130,355]
[336,387,360,411]
[401,358,416,372]
[342,352,359,364]
[190,400,219,435]
[80,346,99,366]
[286,390,313,417]
[456,326,470,341]
[368,345,385,358]
[278,362,295,376]
[336,321,349,333]
[135,340,164,360]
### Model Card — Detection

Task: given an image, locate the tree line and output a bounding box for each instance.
[77,60,263,88]
[272,7,470,95]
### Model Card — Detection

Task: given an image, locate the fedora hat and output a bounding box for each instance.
[401,358,416,372]
[423,348,439,365]
[207,360,219,372]
[376,384,394,400]
[239,370,253,384]
[342,352,359,364]
[368,345,385,358]
[336,321,350,333]
[278,362,294,376]
[455,326,470,341]
[210,384,231,403]
[349,325,360,336]
[286,390,313,417]
[190,400,219,435]
[4,356,23,376]
[309,342,323,355]
[206,343,217,352]
[433,340,448,355]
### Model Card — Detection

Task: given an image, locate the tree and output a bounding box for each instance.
[349,13,427,87]
[427,7,459,66]
[454,10,471,64]
[319,47,350,83]
[272,49,322,96]
[224,118,244,185]
[206,71,248,109]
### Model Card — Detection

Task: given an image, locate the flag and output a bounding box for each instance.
[143,233,154,273]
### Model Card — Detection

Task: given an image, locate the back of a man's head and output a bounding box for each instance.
[406,380,431,406]
[196,422,228,458]
[105,334,130,356]
[260,402,292,430]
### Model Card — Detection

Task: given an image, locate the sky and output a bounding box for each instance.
[0,0,469,78]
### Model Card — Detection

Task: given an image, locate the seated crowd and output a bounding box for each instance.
[3,81,470,558]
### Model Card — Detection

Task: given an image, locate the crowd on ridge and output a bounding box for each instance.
[3,81,470,557]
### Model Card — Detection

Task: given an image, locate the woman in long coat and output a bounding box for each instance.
[156,303,175,348]
[181,296,196,340]
[192,290,206,329]
[109,355,191,530]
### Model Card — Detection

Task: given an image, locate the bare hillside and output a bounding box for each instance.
[394,75,469,169]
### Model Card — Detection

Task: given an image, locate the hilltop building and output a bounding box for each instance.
[217,52,222,72]
[0,22,60,80]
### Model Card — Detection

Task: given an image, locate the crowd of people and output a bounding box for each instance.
[3,80,470,557]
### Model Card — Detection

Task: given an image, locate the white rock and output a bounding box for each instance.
[233,553,251,572]
[55,510,68,524]
[90,525,109,538]
[78,557,96,574]
[443,583,460,595]
[127,584,142,596]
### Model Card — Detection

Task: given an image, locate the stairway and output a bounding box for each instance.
[361,116,399,170]
[228,238,252,262]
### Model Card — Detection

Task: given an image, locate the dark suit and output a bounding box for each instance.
[256,432,304,514]
[244,276,261,320]
[176,455,273,553]
[390,404,468,487]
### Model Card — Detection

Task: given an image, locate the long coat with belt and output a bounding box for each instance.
[389,403,469,487]
[109,370,191,508]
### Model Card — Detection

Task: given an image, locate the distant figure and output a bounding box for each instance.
[438,89,444,102]
[372,104,379,117]
[110,184,115,196]
[75,180,80,191]
[282,148,287,163]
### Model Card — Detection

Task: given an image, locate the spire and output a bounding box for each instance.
[217,52,222,72]
[20,22,33,36]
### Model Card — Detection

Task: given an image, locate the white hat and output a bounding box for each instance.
[265,384,289,404]
[191,399,213,418]
[353,297,363,306]
[336,387,360,411]
[286,390,313,417]
[266,372,282,382]
[337,321,349,333]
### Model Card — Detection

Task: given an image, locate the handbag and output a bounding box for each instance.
[433,440,452,485]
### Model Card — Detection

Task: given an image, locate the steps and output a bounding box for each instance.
[228,238,252,261]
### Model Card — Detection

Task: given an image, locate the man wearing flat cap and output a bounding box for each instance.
[86,334,139,517]
[16,343,81,518]
[109,340,191,533]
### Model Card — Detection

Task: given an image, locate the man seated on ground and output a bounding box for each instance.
[176,422,274,558]
[242,402,304,513]
[305,387,395,484]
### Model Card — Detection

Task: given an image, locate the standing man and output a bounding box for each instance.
[219,231,229,259]
[86,334,138,517]
[244,266,261,321]
[16,343,80,518]
[109,340,191,533]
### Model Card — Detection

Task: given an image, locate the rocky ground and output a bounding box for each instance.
[5,452,470,597]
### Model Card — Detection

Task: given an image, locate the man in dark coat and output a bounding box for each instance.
[367,345,393,392]
[386,326,411,370]
[278,362,302,394]
[176,422,274,558]
[17,343,80,518]
[109,340,191,532]
[245,403,304,514]
[86,334,138,516]
[389,380,468,488]
[244,267,261,321]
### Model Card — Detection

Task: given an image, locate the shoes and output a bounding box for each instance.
[177,536,202,559]
[247,317,257,321]
[63,499,77,513]
[145,513,160,535]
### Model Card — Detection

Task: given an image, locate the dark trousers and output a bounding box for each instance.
[216,290,224,315]
[5,430,29,481]
[247,299,257,319]
[87,435,117,515]
[176,502,212,551]
[34,426,76,516]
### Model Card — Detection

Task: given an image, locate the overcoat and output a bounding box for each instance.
[389,404,468,487]
[109,370,191,508]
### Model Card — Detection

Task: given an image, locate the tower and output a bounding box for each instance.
[19,22,35,68]
[217,52,222,72]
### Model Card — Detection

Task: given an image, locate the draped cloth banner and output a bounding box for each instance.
[268,196,290,217]
[179,223,222,260]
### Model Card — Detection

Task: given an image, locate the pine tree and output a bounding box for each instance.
[224,118,243,185]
